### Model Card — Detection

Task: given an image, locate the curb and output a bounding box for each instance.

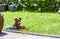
[3,30,60,38]
[26,32,60,38]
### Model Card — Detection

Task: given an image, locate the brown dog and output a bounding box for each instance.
[13,18,28,30]
[0,13,4,33]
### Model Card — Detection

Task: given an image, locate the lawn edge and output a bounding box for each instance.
[26,32,60,38]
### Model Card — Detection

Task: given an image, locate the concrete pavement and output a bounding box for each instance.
[0,31,59,39]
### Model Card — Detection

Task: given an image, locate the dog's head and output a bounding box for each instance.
[15,17,21,22]
[14,17,22,26]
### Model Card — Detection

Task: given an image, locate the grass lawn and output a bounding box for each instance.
[2,11,60,35]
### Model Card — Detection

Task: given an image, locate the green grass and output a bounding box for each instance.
[3,11,60,35]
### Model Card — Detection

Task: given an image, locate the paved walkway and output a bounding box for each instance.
[0,31,59,39]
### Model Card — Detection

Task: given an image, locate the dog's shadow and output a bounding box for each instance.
[0,32,7,37]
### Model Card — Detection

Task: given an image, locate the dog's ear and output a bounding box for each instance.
[19,17,21,20]
[0,13,3,17]
[15,18,17,21]
[1,13,4,16]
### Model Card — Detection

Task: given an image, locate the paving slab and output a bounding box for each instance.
[0,31,59,39]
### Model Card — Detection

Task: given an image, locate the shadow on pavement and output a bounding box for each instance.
[0,32,7,37]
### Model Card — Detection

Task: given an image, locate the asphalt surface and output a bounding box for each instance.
[0,31,59,39]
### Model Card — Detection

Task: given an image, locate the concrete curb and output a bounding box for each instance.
[26,32,60,38]
[3,30,60,38]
